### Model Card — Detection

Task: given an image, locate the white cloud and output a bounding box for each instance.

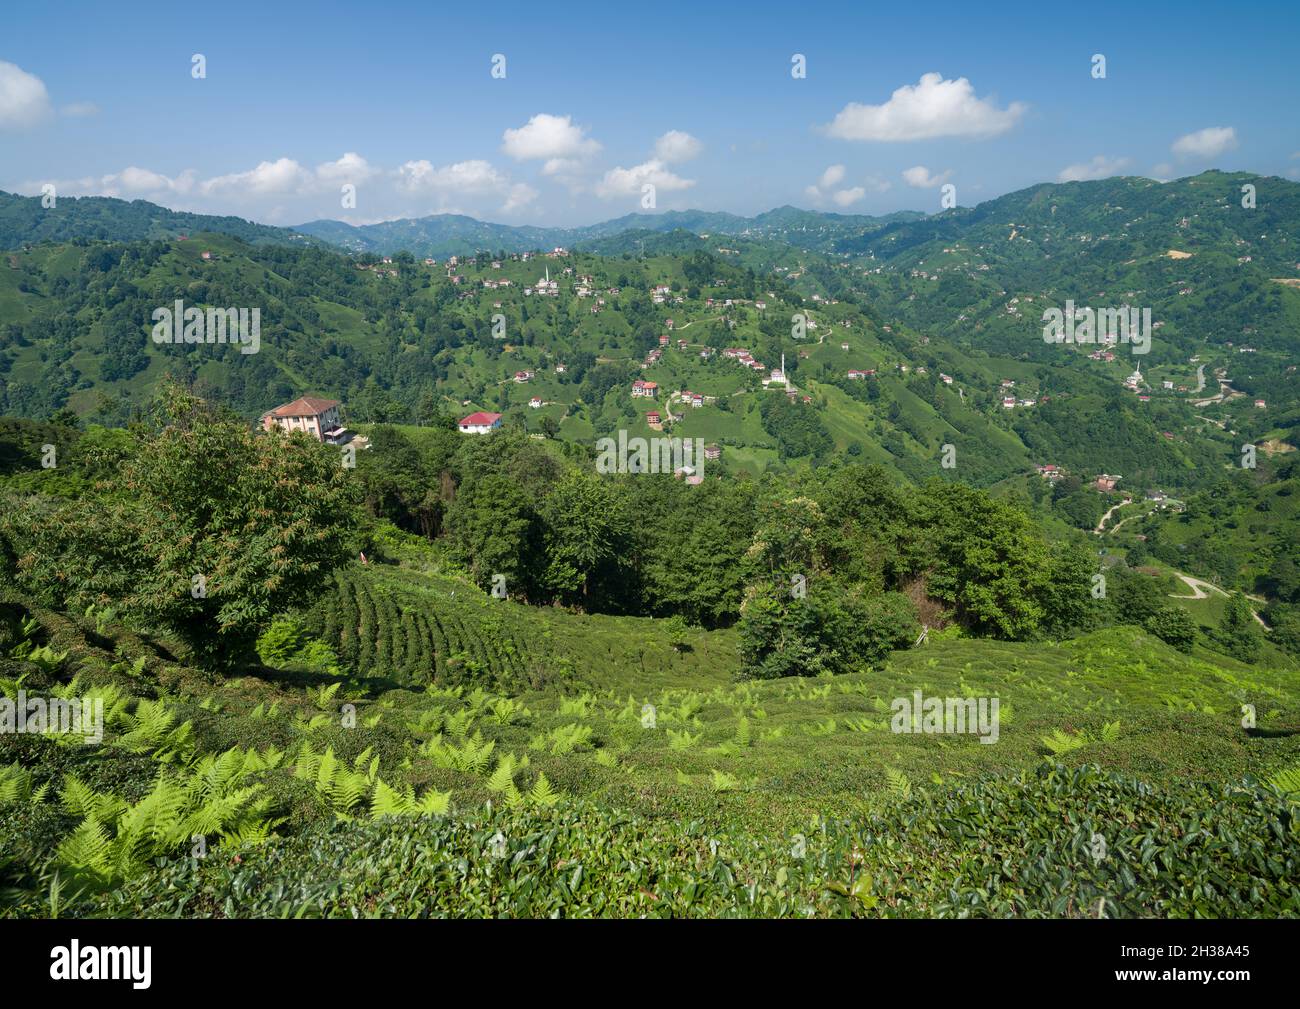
[201,157,313,196]
[502,183,538,213]
[502,113,601,162]
[315,152,377,184]
[595,159,694,199]
[1057,155,1131,182]
[902,165,953,188]
[1171,127,1237,160]
[116,166,196,194]
[822,73,1026,142]
[653,130,703,164]
[0,60,53,129]
[818,164,846,189]
[60,102,99,118]
[396,159,509,195]
[806,165,889,205]
[21,166,198,201]
[395,159,535,214]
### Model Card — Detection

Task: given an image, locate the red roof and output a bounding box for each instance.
[459,412,502,426]
[268,396,341,418]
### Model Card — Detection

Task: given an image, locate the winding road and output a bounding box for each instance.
[1169,573,1269,628]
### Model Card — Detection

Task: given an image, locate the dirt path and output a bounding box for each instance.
[1094,498,1132,534]
[1169,573,1269,628]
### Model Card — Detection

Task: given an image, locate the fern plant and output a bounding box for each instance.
[667,728,700,750]
[1266,762,1300,798]
[370,778,452,817]
[884,767,912,800]
[1041,728,1089,755]
[528,772,561,808]
[54,754,275,887]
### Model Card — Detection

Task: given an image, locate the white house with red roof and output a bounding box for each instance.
[632,380,658,398]
[458,411,503,434]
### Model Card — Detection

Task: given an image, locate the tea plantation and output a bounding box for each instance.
[2,561,1298,918]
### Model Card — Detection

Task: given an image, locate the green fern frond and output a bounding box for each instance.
[1266,762,1300,797]
[528,772,560,808]
[56,815,113,881]
[884,767,912,799]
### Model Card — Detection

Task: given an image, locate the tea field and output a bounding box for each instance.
[2,561,1299,918]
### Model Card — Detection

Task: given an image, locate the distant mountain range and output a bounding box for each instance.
[291,206,928,257]
[0,189,923,257]
[3,171,1296,270]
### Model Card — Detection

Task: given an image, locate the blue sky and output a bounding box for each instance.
[3,0,1297,227]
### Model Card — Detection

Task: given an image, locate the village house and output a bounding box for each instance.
[261,396,346,444]
[704,444,721,461]
[632,380,658,398]
[458,411,503,435]
[646,410,662,429]
[513,370,534,383]
[529,397,543,409]
[659,334,670,346]
[1002,397,1016,409]
[1095,474,1120,492]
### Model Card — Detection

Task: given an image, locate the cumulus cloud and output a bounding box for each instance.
[902,165,953,188]
[25,167,198,200]
[595,159,694,199]
[395,158,508,194]
[0,60,53,129]
[201,157,314,197]
[1057,155,1131,182]
[653,130,703,164]
[806,165,889,205]
[16,150,542,220]
[502,183,539,213]
[818,164,846,189]
[502,113,601,162]
[315,151,378,184]
[1171,126,1238,160]
[396,159,537,214]
[822,73,1026,142]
